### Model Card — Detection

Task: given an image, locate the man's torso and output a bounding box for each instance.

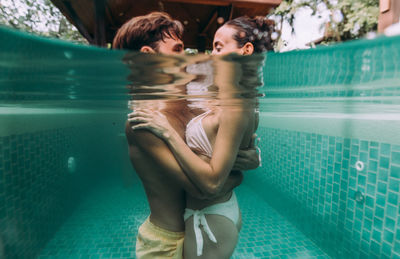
[126,102,192,231]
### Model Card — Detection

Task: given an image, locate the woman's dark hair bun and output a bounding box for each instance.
[255,16,275,31]
[225,16,277,53]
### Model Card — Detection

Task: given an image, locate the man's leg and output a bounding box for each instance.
[136,217,184,259]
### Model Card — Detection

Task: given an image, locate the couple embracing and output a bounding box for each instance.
[113,12,274,259]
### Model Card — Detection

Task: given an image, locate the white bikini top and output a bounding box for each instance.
[185,110,213,158]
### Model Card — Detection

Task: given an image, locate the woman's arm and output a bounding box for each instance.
[129,108,250,196]
[125,122,206,198]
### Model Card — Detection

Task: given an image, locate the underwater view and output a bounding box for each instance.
[1,20,400,259]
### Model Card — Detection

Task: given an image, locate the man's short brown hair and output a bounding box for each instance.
[113,12,183,51]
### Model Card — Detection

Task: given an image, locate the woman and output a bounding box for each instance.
[129,16,275,259]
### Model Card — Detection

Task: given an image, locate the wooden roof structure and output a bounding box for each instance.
[50,0,282,50]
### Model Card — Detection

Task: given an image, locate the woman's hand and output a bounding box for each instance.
[127,109,174,140]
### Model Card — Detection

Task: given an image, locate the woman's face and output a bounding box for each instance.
[212,25,253,56]
[212,25,241,55]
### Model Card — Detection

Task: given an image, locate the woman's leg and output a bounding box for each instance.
[183,214,240,259]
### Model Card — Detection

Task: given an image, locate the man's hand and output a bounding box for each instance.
[203,135,260,200]
[232,134,260,171]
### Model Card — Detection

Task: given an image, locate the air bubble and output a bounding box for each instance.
[354,190,365,203]
[64,51,73,59]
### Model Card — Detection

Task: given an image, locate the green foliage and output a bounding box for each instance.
[272,0,379,43]
[184,48,199,55]
[334,0,379,41]
[0,0,87,44]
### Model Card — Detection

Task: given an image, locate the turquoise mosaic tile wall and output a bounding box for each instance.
[0,128,78,258]
[264,36,400,91]
[244,127,400,258]
[0,120,128,258]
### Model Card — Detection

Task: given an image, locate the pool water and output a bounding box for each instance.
[37,179,328,258]
[1,26,400,258]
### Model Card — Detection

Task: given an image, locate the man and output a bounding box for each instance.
[113,12,258,259]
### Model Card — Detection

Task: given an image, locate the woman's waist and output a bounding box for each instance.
[186,191,233,210]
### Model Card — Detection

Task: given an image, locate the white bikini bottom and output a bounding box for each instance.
[183,192,239,256]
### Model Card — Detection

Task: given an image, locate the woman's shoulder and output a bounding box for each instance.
[217,107,254,131]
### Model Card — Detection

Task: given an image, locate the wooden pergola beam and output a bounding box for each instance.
[195,5,233,51]
[162,0,281,6]
[94,0,107,46]
[50,0,282,49]
[217,4,233,22]
[61,1,94,44]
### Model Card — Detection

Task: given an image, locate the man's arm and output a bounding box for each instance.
[232,134,260,171]
[126,122,204,197]
[130,108,252,195]
[126,116,255,199]
[127,122,243,199]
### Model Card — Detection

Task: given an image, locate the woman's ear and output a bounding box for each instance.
[140,46,156,53]
[242,42,254,55]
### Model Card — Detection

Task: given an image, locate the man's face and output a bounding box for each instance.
[156,36,184,55]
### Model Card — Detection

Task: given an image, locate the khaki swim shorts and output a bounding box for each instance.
[136,217,184,259]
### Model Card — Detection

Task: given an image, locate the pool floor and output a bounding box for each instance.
[38,179,330,258]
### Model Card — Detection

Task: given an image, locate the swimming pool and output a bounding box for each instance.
[1,26,399,258]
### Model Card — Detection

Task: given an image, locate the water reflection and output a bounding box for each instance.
[124,52,265,111]
[124,51,266,259]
